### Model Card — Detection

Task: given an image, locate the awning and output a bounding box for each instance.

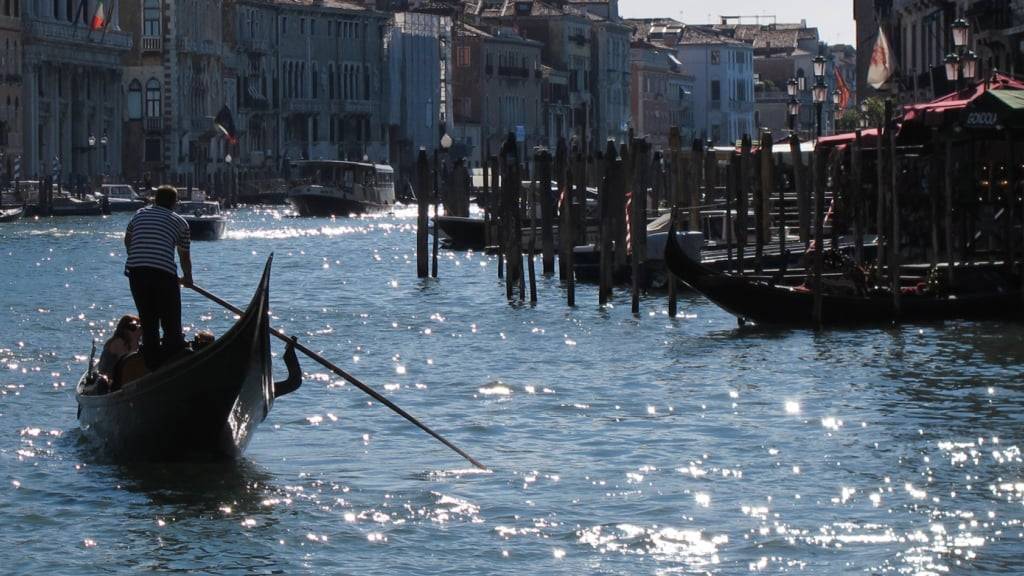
[962,89,1024,130]
[814,128,881,149]
[901,73,1024,127]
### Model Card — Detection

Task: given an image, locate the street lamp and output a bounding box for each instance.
[812,55,826,79]
[945,18,977,93]
[812,55,828,138]
[787,97,800,132]
[951,18,970,49]
[813,80,827,138]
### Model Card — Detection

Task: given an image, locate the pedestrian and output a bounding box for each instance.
[123,185,193,370]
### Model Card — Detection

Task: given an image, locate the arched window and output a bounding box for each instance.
[128,79,142,119]
[145,78,161,118]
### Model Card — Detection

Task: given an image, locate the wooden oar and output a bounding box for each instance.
[188,283,488,471]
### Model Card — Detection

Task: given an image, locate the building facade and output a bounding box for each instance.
[629,38,693,148]
[452,23,543,166]
[120,0,226,188]
[676,26,755,145]
[388,10,451,190]
[22,0,131,184]
[0,1,23,180]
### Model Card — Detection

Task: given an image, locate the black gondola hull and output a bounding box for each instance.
[434,216,485,249]
[665,225,1021,325]
[76,258,274,460]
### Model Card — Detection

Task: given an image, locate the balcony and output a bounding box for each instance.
[331,100,374,115]
[144,117,163,133]
[141,36,162,53]
[25,19,132,50]
[238,36,270,53]
[177,37,221,57]
[287,98,320,114]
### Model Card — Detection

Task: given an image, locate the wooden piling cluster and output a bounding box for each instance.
[411,97,1023,324]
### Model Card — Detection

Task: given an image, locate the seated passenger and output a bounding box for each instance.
[97,315,142,378]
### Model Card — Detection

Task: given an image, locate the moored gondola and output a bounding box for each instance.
[75,256,283,460]
[665,225,1022,326]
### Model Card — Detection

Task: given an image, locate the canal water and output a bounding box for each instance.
[1,208,1023,575]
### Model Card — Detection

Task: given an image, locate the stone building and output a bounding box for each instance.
[467,0,631,152]
[387,10,452,190]
[0,1,23,179]
[629,38,693,148]
[119,0,226,188]
[712,20,838,139]
[21,0,131,184]
[675,26,755,145]
[451,22,543,167]
[276,0,388,165]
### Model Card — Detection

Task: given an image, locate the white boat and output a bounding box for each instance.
[100,184,147,212]
[176,198,227,241]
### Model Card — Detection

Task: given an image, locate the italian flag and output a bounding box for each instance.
[91,1,107,31]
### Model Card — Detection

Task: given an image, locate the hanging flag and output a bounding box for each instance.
[867,27,894,90]
[834,66,851,118]
[214,105,239,145]
[91,0,108,30]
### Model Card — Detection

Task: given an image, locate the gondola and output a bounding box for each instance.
[433,215,486,249]
[665,225,1022,326]
[75,256,288,460]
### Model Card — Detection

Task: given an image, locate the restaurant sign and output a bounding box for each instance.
[964,110,1000,129]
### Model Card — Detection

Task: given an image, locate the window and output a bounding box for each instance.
[145,138,161,162]
[127,79,142,119]
[312,62,318,98]
[710,80,720,101]
[300,18,306,35]
[145,78,161,118]
[456,46,471,68]
[143,0,160,37]
[281,16,287,35]
[710,50,720,65]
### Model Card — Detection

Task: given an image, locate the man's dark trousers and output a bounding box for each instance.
[128,266,184,370]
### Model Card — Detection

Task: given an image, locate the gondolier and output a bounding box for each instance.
[124,185,193,370]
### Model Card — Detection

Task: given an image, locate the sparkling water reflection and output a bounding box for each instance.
[1,208,1023,574]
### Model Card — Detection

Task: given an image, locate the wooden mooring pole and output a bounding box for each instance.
[432,149,440,279]
[790,133,809,248]
[667,127,681,318]
[813,146,825,329]
[416,149,430,278]
[537,147,555,277]
[853,130,864,266]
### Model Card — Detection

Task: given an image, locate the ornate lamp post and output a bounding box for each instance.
[945,18,977,93]
[787,78,800,132]
[812,55,828,138]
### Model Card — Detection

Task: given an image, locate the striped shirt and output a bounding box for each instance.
[125,205,190,277]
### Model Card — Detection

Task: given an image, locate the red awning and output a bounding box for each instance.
[815,128,881,148]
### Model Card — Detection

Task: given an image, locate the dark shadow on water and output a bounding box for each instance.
[113,459,277,515]
[71,432,279,519]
